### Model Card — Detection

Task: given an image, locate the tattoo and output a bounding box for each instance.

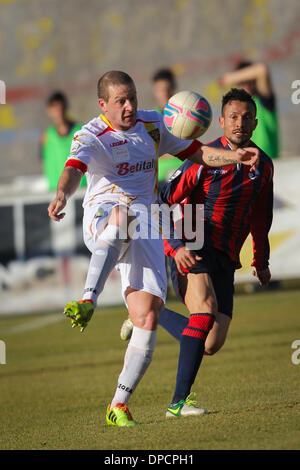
[208,155,221,162]
[208,155,237,164]
[222,158,237,164]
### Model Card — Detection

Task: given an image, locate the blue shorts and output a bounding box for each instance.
[169,246,235,318]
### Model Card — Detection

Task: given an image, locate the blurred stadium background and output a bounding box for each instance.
[0,0,300,316]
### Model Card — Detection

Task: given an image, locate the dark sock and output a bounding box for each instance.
[171,335,205,404]
[171,313,215,404]
[158,308,188,341]
[159,308,213,356]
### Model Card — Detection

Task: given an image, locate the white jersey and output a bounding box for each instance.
[66,110,196,209]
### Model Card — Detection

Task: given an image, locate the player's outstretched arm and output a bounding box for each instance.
[187,145,259,172]
[48,167,83,222]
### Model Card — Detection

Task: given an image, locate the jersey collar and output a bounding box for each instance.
[99,113,139,134]
[221,135,256,149]
[99,113,115,130]
[221,135,231,148]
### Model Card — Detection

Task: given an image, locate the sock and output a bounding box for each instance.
[171,313,215,404]
[111,327,157,407]
[82,224,127,306]
[158,308,188,341]
[159,308,214,355]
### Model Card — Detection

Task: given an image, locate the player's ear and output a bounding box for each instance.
[253,118,258,130]
[98,98,107,112]
[219,116,225,129]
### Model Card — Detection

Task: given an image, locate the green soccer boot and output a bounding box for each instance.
[63,300,94,332]
[106,403,138,427]
[166,392,207,418]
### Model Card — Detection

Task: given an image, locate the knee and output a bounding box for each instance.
[205,343,222,356]
[136,312,156,330]
[202,293,218,315]
[132,301,163,330]
[191,295,218,316]
[205,337,225,356]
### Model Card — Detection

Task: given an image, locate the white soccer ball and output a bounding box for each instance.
[163,90,212,139]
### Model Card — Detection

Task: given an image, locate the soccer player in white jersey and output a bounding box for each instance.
[48,71,259,427]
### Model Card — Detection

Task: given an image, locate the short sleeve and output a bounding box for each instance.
[65,131,99,174]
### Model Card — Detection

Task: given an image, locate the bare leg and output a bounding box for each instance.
[204,312,231,355]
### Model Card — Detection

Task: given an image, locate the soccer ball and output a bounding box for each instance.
[163,90,212,139]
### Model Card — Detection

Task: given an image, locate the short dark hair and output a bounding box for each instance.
[97,71,135,101]
[46,91,68,111]
[152,68,176,88]
[221,88,257,116]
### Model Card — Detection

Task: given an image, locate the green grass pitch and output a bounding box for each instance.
[0,289,299,450]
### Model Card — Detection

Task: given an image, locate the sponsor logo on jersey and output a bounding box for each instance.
[110,139,128,147]
[207,168,228,175]
[116,159,155,176]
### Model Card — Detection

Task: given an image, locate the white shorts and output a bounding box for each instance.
[82,202,167,303]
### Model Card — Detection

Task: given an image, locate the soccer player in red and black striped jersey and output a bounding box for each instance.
[158,88,274,417]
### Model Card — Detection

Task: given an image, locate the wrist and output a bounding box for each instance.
[56,190,67,203]
[235,148,252,165]
[171,243,185,259]
[221,149,239,166]
[251,262,269,271]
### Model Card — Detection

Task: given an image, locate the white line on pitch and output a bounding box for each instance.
[3,313,65,335]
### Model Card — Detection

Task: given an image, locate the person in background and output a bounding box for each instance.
[152,68,176,114]
[152,68,183,187]
[40,91,86,191]
[220,60,279,159]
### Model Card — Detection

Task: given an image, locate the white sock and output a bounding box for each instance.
[82,224,127,305]
[111,326,157,407]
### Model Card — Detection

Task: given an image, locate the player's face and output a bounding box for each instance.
[99,83,137,131]
[153,80,175,109]
[219,100,257,149]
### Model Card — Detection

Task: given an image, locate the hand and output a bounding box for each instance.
[252,267,271,287]
[48,196,67,222]
[237,147,260,172]
[174,246,202,275]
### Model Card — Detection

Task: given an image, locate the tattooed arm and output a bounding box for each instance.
[187,145,259,171]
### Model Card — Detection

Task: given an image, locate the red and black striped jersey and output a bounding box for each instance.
[159,136,274,270]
